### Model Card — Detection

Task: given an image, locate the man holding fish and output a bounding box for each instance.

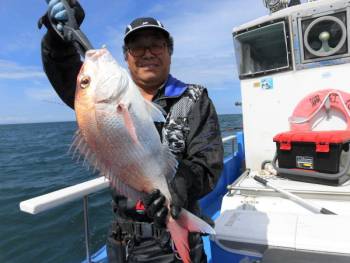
[40,1,223,262]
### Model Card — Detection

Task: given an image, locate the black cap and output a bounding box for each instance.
[124,17,170,43]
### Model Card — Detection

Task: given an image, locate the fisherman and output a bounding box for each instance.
[40,1,224,262]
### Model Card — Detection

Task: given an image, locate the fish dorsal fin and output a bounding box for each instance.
[144,99,166,123]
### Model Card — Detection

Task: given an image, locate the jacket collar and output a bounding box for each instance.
[164,74,187,98]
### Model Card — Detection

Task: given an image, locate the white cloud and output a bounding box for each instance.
[25,87,61,103]
[0,114,73,125]
[171,54,237,89]
[162,0,266,53]
[146,3,167,14]
[0,60,45,79]
[160,0,266,90]
[0,32,38,55]
[101,0,266,91]
[0,115,32,125]
[103,25,126,63]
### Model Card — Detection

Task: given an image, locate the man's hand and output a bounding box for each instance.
[40,0,85,33]
[143,163,191,228]
[142,189,168,228]
[46,0,69,31]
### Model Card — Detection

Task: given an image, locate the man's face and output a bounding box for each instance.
[125,29,171,92]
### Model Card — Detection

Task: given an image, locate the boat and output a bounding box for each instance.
[211,0,350,262]
[20,0,350,262]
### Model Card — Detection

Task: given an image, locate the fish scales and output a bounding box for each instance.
[96,106,165,194]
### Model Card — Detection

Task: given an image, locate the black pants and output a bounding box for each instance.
[106,222,207,263]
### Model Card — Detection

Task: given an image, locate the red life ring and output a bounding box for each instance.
[289,89,350,131]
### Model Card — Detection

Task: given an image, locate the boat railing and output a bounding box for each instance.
[19,134,238,263]
[222,135,236,154]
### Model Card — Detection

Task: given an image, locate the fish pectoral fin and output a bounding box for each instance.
[144,99,166,123]
[116,103,140,145]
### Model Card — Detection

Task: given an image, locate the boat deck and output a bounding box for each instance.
[212,170,350,261]
[225,170,350,215]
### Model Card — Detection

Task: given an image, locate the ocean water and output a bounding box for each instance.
[0,114,242,263]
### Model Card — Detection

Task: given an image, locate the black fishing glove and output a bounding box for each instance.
[39,0,85,50]
[143,161,193,226]
[142,189,168,228]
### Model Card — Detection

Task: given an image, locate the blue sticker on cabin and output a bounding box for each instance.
[261,77,273,90]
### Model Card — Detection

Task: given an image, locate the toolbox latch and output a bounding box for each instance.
[280,140,291,150]
[316,142,330,152]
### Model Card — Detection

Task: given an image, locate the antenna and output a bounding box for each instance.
[263,0,293,13]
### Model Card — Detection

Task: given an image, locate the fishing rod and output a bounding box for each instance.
[43,4,94,262]
[47,0,93,57]
[253,175,337,215]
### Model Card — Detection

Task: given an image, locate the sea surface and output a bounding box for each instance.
[0,114,242,263]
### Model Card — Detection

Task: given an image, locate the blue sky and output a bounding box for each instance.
[0,1,267,124]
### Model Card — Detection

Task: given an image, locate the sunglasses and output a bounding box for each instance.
[127,42,167,57]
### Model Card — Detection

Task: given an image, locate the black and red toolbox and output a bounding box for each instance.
[273,130,350,185]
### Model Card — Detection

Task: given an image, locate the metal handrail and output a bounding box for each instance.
[19,135,237,215]
[19,176,109,214]
[83,196,91,263]
[222,135,236,143]
[222,135,237,154]
[19,134,237,262]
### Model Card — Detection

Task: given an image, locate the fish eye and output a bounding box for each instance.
[80,76,91,89]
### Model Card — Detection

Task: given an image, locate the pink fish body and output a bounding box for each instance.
[73,48,215,263]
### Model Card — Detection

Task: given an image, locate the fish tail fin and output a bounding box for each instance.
[167,209,216,263]
[178,208,216,235]
[167,217,191,263]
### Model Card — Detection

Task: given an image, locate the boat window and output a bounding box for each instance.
[234,21,290,79]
